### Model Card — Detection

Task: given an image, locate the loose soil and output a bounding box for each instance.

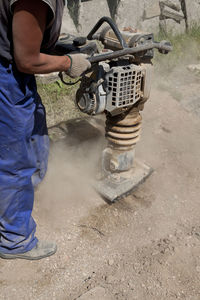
[0,68,200,300]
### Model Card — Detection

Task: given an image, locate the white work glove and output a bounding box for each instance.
[66,53,91,78]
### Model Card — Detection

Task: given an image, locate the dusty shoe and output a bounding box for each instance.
[0,241,57,260]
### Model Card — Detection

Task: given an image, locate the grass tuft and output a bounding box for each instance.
[154,25,200,73]
[37,78,84,127]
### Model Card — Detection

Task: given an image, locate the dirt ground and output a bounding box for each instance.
[0,66,200,300]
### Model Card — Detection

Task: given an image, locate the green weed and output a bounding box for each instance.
[154,25,200,73]
[37,78,83,127]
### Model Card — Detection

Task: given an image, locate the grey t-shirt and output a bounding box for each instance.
[0,0,64,62]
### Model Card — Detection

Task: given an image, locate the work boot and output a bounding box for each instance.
[0,241,57,260]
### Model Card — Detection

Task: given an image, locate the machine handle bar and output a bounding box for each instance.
[88,41,172,64]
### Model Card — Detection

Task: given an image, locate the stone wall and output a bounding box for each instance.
[62,0,200,36]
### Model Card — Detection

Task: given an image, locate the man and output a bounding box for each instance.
[0,0,91,260]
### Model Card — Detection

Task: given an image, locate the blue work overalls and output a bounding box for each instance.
[0,59,49,254]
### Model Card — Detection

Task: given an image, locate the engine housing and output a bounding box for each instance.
[76,62,152,116]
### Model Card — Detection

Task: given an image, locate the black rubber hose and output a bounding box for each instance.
[87,16,128,49]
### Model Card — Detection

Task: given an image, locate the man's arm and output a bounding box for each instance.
[12,0,81,75]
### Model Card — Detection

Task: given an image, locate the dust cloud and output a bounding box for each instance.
[34,127,105,228]
[153,38,200,89]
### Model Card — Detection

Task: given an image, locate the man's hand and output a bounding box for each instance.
[66,54,91,78]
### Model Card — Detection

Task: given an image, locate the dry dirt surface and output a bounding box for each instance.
[0,74,200,300]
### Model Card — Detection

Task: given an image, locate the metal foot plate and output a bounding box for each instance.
[95,159,153,202]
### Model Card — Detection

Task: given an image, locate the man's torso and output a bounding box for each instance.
[0,0,64,62]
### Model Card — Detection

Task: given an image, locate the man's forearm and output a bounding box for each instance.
[15,53,71,74]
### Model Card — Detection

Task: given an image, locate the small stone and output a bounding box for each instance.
[36,72,59,84]
[108,259,114,266]
[77,286,112,300]
[187,64,200,74]
[113,210,119,217]
[106,275,115,284]
[128,282,135,289]
[196,266,200,273]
